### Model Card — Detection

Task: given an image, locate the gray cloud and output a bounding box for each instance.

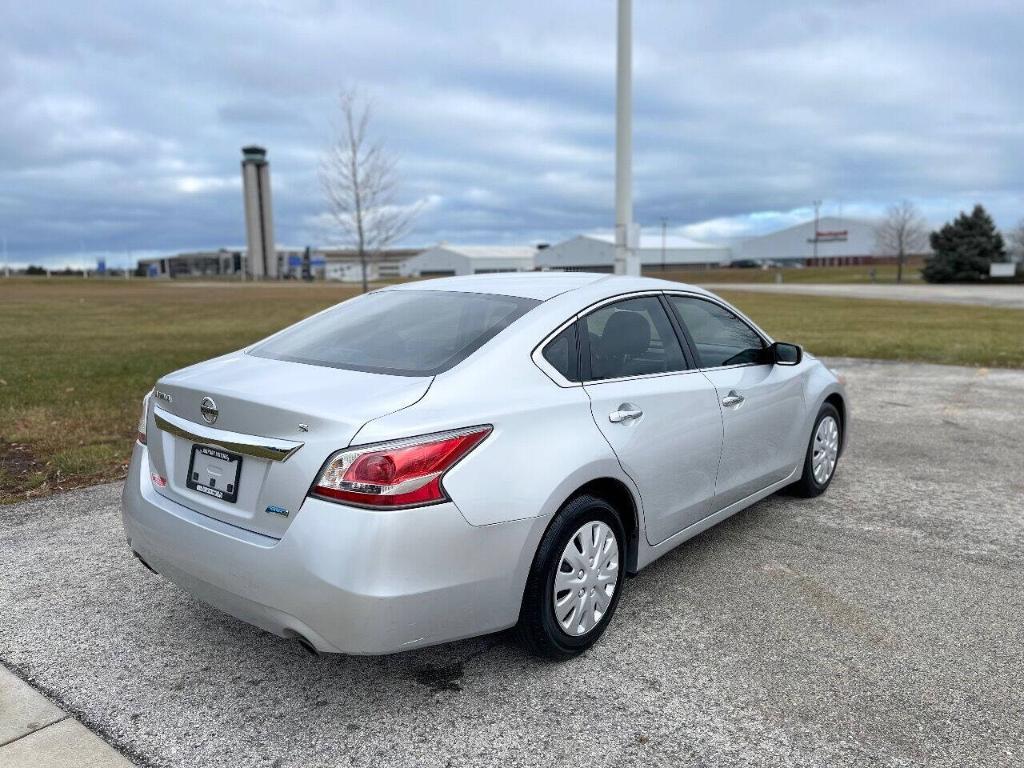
[1,0,1022,266]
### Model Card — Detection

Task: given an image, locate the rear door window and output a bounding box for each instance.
[250,290,539,376]
[582,296,686,381]
[541,324,580,382]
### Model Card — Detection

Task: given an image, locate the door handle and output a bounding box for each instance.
[609,408,644,424]
[721,391,745,407]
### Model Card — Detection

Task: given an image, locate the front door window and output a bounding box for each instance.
[667,296,765,368]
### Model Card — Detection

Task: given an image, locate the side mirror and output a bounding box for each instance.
[771,341,802,366]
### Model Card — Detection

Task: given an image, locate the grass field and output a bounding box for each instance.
[0,279,363,503]
[2,275,1022,503]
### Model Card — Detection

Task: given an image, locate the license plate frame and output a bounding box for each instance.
[186,444,243,503]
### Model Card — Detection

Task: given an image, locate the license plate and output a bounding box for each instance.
[186,445,243,503]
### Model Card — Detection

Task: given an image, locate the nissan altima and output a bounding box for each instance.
[122,273,847,659]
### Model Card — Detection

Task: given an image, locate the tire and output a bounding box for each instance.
[517,494,626,660]
[791,403,842,498]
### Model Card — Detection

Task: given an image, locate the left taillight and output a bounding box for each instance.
[136,390,152,445]
[310,426,492,509]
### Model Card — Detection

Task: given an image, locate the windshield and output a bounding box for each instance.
[249,290,540,376]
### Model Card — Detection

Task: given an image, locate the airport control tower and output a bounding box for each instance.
[240,146,276,279]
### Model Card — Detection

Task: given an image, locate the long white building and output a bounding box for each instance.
[401,245,537,277]
[732,216,910,266]
[536,234,731,272]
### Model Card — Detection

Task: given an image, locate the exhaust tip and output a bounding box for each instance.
[132,551,159,575]
[294,635,320,657]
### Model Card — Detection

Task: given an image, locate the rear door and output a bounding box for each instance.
[578,294,723,546]
[666,294,806,509]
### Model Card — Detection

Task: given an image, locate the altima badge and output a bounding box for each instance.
[200,396,218,424]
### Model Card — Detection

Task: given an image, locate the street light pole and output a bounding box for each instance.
[661,217,667,271]
[614,0,639,276]
[812,199,822,264]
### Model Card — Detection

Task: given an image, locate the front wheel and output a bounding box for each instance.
[792,403,842,497]
[517,494,625,660]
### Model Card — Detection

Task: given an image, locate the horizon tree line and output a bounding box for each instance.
[875,200,1022,283]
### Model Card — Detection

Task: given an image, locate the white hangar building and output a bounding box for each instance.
[733,217,897,266]
[536,234,731,272]
[401,245,537,277]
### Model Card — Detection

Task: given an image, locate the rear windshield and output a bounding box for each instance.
[249,290,540,376]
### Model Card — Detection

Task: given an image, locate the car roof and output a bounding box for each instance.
[382,272,711,302]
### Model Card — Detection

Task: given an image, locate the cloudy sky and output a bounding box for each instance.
[2,0,1023,268]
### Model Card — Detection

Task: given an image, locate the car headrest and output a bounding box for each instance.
[601,310,651,360]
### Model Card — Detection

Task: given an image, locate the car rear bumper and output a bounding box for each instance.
[121,444,543,654]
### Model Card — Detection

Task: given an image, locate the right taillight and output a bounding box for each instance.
[310,426,491,509]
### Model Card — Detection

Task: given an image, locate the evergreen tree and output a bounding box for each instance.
[923,204,1006,283]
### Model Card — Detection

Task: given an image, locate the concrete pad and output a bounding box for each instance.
[0,666,65,746]
[0,719,134,767]
[700,282,1024,308]
[1,358,1023,766]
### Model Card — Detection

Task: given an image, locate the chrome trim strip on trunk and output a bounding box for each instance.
[154,408,304,462]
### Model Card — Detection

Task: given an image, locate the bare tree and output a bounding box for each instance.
[319,90,420,292]
[1011,218,1024,261]
[874,200,928,283]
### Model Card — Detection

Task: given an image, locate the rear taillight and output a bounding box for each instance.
[311,426,491,509]
[137,390,152,445]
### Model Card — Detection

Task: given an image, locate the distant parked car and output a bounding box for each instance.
[730,259,760,269]
[123,273,847,659]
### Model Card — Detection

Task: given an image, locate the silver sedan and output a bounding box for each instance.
[122,273,847,659]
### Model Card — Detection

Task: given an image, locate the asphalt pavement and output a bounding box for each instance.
[1,358,1022,767]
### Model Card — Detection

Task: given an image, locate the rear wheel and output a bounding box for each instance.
[517,494,625,660]
[792,403,842,497]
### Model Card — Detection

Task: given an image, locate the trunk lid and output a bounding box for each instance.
[146,352,431,538]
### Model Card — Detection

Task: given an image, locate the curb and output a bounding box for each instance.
[0,664,134,767]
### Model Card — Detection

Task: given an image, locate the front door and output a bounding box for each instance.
[579,295,723,546]
[666,294,806,509]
